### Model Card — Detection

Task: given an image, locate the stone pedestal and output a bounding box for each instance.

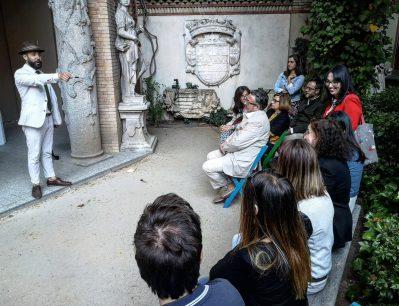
[118,96,157,152]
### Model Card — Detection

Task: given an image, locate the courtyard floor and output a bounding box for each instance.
[0,126,152,215]
[0,126,242,306]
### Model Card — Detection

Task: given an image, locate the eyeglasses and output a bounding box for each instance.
[271,98,280,104]
[304,86,316,91]
[325,80,340,87]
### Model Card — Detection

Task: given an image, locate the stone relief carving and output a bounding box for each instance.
[163,88,220,119]
[184,18,241,86]
[49,0,103,159]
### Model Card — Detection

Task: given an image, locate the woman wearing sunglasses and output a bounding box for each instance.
[209,170,311,305]
[323,65,363,130]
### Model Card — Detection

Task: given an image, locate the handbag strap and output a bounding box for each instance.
[360,114,365,125]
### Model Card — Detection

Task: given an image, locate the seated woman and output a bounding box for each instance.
[323,65,363,130]
[277,139,334,294]
[305,118,352,249]
[274,54,305,116]
[266,92,291,145]
[209,170,311,305]
[330,111,365,212]
[219,86,250,143]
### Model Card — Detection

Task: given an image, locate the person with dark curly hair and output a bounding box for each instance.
[304,118,352,249]
[329,111,366,212]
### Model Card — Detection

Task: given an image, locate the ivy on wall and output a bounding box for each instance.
[301,0,398,94]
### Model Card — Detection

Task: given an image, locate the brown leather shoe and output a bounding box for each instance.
[47,177,72,187]
[213,183,235,204]
[32,185,42,199]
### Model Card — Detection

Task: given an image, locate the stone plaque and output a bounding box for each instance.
[184,18,241,86]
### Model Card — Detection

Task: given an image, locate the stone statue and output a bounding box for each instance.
[115,0,142,99]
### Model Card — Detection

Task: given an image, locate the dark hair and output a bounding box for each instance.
[326,65,355,103]
[239,169,311,299]
[307,77,323,92]
[251,89,269,110]
[310,118,351,161]
[284,54,304,77]
[329,111,366,163]
[134,193,202,300]
[232,86,250,115]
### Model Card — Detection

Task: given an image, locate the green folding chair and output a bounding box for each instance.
[262,130,289,169]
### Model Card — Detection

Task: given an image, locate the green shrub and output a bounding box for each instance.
[301,0,398,95]
[143,77,164,125]
[347,213,399,304]
[360,87,399,213]
[205,108,229,127]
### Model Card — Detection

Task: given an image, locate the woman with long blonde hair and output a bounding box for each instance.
[278,139,334,294]
[210,170,311,305]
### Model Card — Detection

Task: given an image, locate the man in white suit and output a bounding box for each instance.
[203,89,270,203]
[14,41,72,199]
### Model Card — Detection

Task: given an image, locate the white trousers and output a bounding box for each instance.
[22,116,55,185]
[202,149,228,189]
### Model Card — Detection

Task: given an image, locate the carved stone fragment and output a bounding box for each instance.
[163,88,220,119]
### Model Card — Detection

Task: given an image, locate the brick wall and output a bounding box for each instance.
[88,0,121,153]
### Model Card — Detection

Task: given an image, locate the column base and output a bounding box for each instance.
[71,153,112,167]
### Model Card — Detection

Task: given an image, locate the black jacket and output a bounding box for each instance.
[318,157,352,249]
[266,109,290,137]
[290,97,324,134]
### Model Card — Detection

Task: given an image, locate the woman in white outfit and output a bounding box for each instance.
[277,139,334,294]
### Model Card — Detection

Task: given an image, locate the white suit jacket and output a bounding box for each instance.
[14,64,62,128]
[221,110,270,178]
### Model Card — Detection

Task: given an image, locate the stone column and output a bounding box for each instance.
[49,0,103,159]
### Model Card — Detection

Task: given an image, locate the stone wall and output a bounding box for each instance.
[140,14,292,109]
[88,0,122,153]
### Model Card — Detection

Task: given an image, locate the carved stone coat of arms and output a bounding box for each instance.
[184,18,241,86]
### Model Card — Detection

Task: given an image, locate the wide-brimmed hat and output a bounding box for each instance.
[18,41,45,55]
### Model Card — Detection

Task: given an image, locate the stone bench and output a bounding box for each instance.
[308,204,361,306]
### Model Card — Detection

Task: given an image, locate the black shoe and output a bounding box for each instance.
[47,177,72,187]
[32,185,42,199]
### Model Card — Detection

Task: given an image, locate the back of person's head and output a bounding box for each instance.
[134,193,202,300]
[251,89,269,110]
[277,139,326,202]
[326,64,355,101]
[329,111,365,162]
[309,118,351,161]
[239,169,311,300]
[233,86,250,114]
[277,92,291,112]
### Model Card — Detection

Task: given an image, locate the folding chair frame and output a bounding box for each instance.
[223,145,268,208]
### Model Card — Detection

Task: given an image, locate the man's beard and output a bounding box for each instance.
[27,59,42,70]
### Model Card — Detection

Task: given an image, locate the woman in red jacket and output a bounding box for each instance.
[323,65,363,130]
